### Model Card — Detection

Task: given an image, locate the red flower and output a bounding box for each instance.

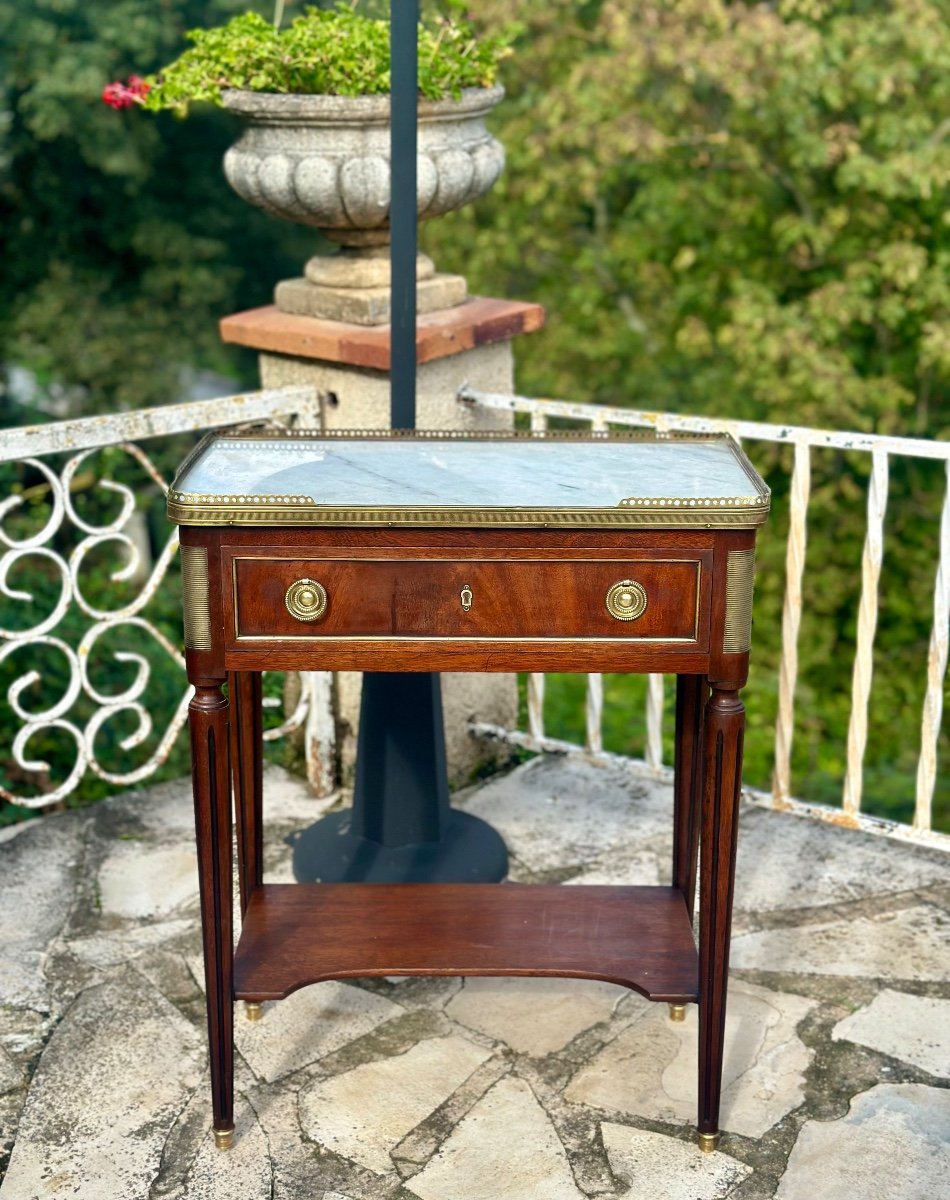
[102,76,151,110]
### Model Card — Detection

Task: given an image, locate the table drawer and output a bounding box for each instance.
[231,556,705,642]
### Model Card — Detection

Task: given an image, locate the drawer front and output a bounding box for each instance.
[232,556,705,642]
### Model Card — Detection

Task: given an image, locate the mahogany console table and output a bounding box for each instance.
[169,429,769,1153]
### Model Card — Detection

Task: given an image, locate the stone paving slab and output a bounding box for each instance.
[407,1076,587,1200]
[565,980,816,1139]
[775,1083,950,1200]
[300,1034,493,1175]
[0,756,948,1200]
[731,902,950,981]
[733,807,950,916]
[98,842,199,919]
[149,1084,274,1200]
[445,976,627,1056]
[832,988,950,1077]
[0,815,84,1011]
[2,967,204,1200]
[231,979,404,1084]
[601,1124,752,1199]
[461,756,671,878]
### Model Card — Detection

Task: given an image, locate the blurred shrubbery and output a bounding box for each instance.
[426,0,950,827]
[0,0,312,413]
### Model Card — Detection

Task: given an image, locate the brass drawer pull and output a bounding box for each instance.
[285,578,328,622]
[460,583,473,612]
[605,579,647,622]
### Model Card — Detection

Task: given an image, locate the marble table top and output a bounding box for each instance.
[167,430,770,528]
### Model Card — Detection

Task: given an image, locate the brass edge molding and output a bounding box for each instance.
[181,545,212,651]
[723,548,756,654]
[210,427,734,444]
[229,552,712,563]
[166,428,771,528]
[234,633,703,645]
[618,495,767,510]
[168,500,770,529]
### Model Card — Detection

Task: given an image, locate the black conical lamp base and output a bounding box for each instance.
[291,673,509,883]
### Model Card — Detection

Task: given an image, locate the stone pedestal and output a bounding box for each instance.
[276,249,468,325]
[219,296,545,787]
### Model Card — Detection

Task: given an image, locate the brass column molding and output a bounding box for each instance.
[181,545,212,650]
[723,549,756,654]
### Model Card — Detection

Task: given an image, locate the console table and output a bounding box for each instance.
[169,429,770,1153]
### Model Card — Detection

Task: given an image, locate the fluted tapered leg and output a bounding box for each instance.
[229,671,263,918]
[698,686,744,1150]
[189,681,234,1145]
[673,674,707,920]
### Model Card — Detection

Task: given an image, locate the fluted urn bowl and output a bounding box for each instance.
[222,85,505,248]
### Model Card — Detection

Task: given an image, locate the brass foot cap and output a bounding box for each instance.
[245,1001,264,1022]
[213,1128,234,1151]
[668,1004,687,1023]
[698,1132,720,1153]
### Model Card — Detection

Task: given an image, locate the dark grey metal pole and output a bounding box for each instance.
[390,0,418,429]
[291,2,507,885]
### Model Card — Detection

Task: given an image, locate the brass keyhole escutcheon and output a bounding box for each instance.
[460,584,474,612]
[605,579,647,622]
[285,578,328,622]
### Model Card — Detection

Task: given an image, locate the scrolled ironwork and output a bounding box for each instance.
[0,445,188,807]
[0,388,332,811]
[0,432,323,810]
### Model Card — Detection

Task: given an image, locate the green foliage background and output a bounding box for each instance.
[0,0,313,413]
[1,0,948,828]
[425,0,950,828]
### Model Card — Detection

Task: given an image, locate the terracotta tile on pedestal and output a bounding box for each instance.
[219,297,545,371]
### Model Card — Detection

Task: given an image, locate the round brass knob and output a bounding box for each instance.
[285,578,328,622]
[605,579,647,622]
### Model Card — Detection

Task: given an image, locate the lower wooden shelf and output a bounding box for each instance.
[233,883,698,1003]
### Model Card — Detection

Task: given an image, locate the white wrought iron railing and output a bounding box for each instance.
[460,386,950,846]
[0,386,335,811]
[2,384,947,846]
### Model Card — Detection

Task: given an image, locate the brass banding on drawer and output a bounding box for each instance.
[230,555,706,644]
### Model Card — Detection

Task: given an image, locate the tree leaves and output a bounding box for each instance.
[425,0,950,824]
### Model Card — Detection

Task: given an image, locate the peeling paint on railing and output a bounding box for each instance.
[0,387,315,463]
[915,463,950,831]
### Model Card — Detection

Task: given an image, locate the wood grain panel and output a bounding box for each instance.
[232,556,704,642]
[223,641,712,675]
[233,883,698,1003]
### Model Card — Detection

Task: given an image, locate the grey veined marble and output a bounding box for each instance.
[173,435,767,512]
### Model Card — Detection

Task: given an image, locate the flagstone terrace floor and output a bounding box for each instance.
[1,755,948,1199]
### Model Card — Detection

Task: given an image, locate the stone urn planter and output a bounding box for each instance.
[222,85,505,323]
